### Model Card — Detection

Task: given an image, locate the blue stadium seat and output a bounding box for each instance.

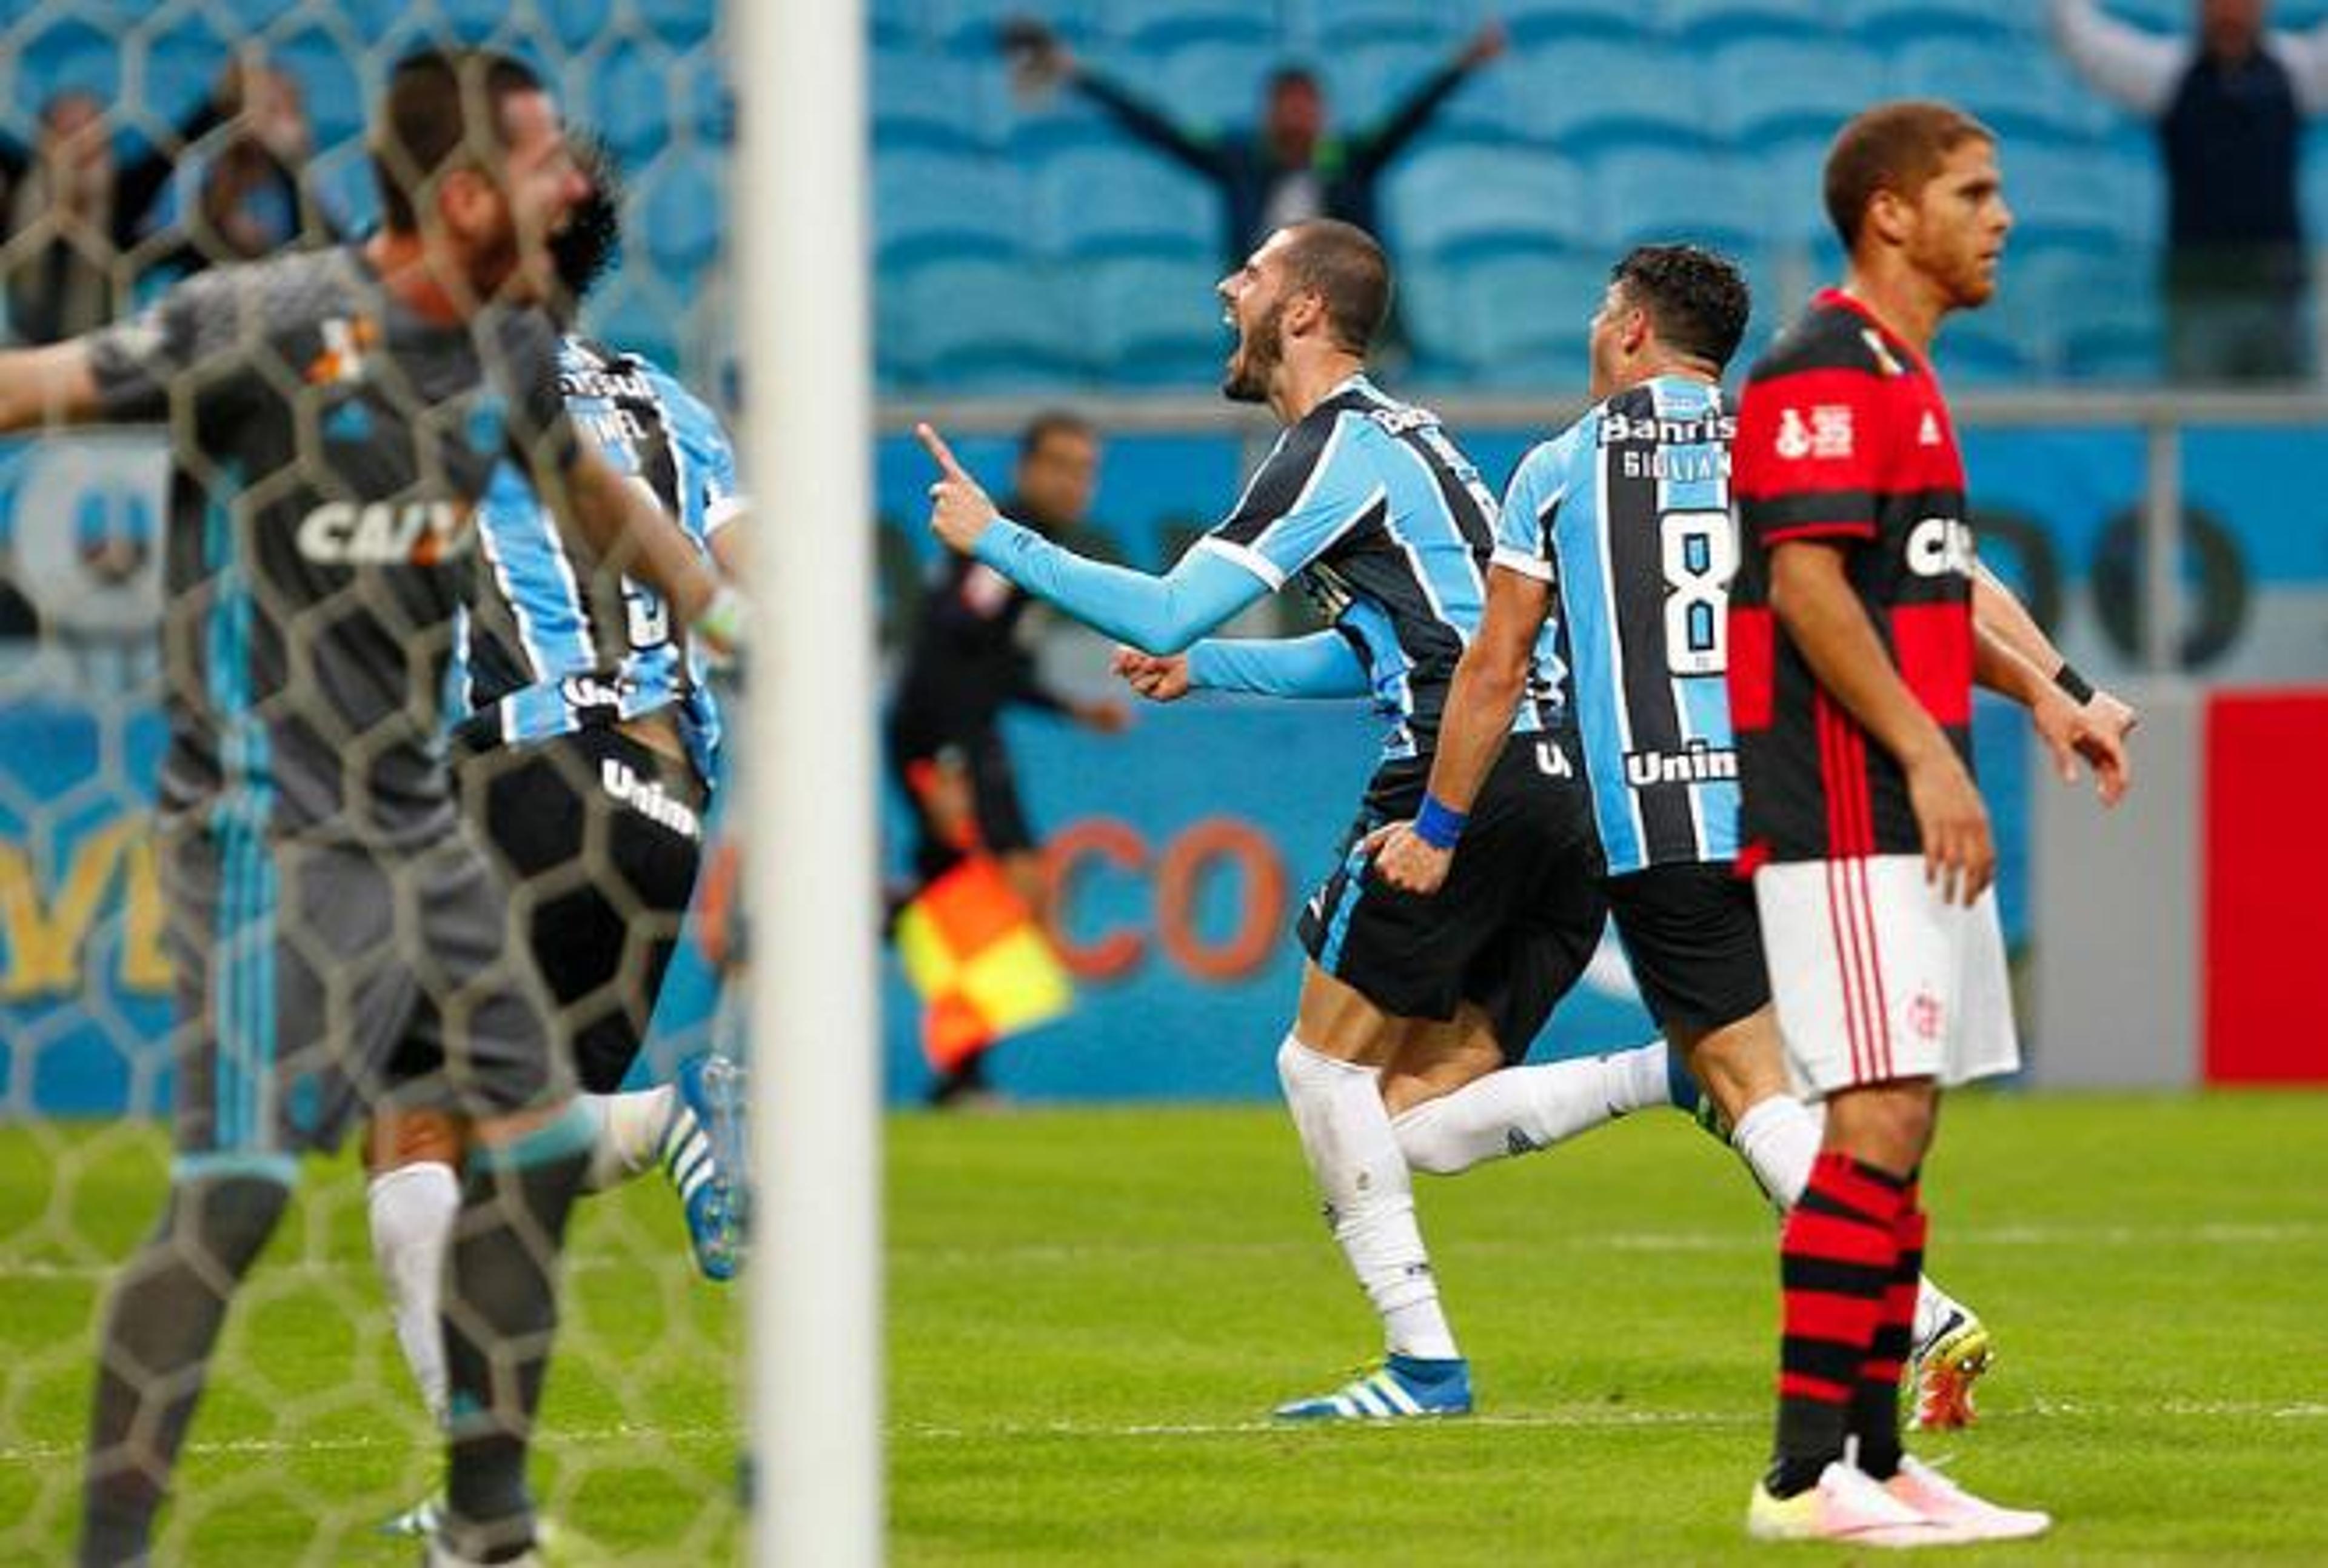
[1752,132,1845,247]
[425,0,518,42]
[634,0,718,51]
[1835,0,2024,45]
[1283,0,1473,52]
[1671,0,1835,47]
[1517,41,1712,155]
[589,278,685,375]
[310,142,381,238]
[1154,39,1278,136]
[872,48,999,153]
[1587,147,1769,254]
[1081,254,1228,384]
[1401,249,1607,379]
[1381,147,1591,264]
[2005,145,2157,253]
[1705,37,1887,146]
[1895,38,2109,146]
[539,0,617,54]
[1322,40,1447,132]
[272,26,367,153]
[681,57,734,145]
[591,41,680,163]
[1498,0,1661,47]
[636,146,725,280]
[1431,64,1538,147]
[870,0,924,49]
[2092,0,2184,24]
[998,80,1121,164]
[2007,250,2163,383]
[18,16,119,112]
[1097,0,1280,53]
[135,16,233,132]
[1035,145,1216,259]
[929,0,1096,55]
[1441,251,1606,389]
[875,150,1034,266]
[212,0,310,30]
[1929,321,2039,388]
[888,256,1087,389]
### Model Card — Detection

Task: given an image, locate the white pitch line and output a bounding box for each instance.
[8,1400,2323,1467]
[7,1222,2323,1283]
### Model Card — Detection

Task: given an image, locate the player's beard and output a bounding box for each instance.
[1222,298,1286,405]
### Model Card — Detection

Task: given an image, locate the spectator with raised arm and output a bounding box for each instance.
[2052,0,2328,381]
[1003,15,1505,269]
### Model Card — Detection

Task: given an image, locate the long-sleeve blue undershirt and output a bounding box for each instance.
[1188,631,1371,699]
[971,519,1265,654]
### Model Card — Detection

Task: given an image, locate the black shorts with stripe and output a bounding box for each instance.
[1604,861,1771,1033]
[1297,732,1607,1062]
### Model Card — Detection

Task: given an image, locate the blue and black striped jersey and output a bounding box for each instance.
[458,337,740,787]
[1199,373,1564,761]
[1494,375,1739,875]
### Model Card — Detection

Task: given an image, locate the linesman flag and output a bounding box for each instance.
[894,852,1072,1070]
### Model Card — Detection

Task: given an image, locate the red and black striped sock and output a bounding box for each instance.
[1849,1175,1925,1480]
[1768,1152,1908,1498]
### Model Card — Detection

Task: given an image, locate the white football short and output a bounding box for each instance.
[1751,853,2019,1099]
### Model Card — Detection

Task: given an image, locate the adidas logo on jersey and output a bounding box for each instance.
[295,499,471,565]
[1918,411,1944,447]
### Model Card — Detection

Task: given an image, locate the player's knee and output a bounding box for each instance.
[1388,1102,1462,1176]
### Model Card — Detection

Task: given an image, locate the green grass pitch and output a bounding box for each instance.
[3,1091,2325,1563]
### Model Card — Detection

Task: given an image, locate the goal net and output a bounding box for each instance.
[0,4,756,1561]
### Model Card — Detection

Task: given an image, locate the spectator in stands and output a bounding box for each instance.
[1002,16,1506,269]
[2052,0,2328,381]
[886,410,1129,1107]
[1,57,336,343]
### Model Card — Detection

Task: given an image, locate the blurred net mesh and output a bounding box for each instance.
[0,3,743,1561]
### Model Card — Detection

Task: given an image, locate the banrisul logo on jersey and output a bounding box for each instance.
[295,499,473,566]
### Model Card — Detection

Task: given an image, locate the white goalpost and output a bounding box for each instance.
[744,1,884,1563]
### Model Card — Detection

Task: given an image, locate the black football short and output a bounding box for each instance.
[1604,861,1771,1033]
[888,719,1035,883]
[1297,732,1607,1063]
[458,724,707,1093]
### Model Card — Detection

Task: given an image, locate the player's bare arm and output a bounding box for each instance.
[1971,618,2130,807]
[1972,555,2140,745]
[0,339,104,432]
[1369,565,1548,896]
[555,444,737,649]
[1770,538,1993,904]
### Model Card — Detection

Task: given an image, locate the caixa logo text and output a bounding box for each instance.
[294,499,473,565]
[1905,515,1976,578]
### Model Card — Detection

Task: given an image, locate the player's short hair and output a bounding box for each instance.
[549,135,623,309]
[1268,66,1320,98]
[1278,219,1390,356]
[1610,244,1751,370]
[373,47,549,235]
[1018,409,1096,461]
[1824,99,1996,252]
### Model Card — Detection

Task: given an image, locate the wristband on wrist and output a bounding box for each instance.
[1413,792,1468,851]
[2053,661,2095,706]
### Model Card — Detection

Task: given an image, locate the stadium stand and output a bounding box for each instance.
[0,0,2211,393]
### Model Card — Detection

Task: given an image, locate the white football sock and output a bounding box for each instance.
[581,1086,675,1193]
[1390,1039,1673,1177]
[1276,1035,1457,1361]
[366,1159,460,1424]
[1728,1091,1823,1207]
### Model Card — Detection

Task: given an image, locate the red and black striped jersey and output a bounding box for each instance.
[1727,289,1976,865]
